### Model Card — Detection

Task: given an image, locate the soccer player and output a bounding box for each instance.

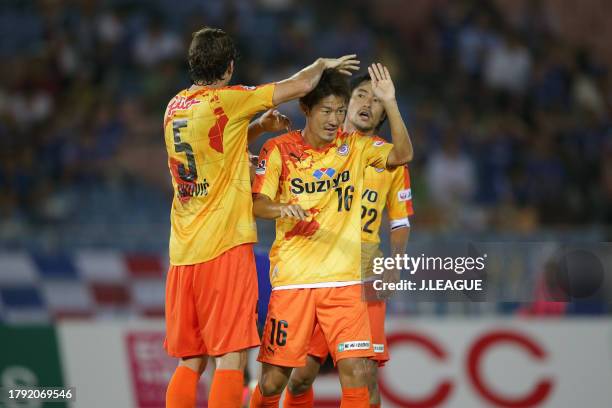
[249,64,412,408]
[283,73,413,408]
[163,26,359,408]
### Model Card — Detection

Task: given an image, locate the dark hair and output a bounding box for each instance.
[350,73,387,130]
[188,27,239,85]
[299,69,350,110]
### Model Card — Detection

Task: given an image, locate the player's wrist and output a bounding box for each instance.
[381,95,397,106]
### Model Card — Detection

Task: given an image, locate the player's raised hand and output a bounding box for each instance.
[321,54,360,75]
[368,63,395,102]
[279,204,308,220]
[258,108,292,133]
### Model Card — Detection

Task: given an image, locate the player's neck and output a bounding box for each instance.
[343,121,374,136]
[190,79,228,90]
[302,128,331,149]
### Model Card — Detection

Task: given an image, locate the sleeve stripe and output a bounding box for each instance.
[403,166,415,216]
[390,218,410,230]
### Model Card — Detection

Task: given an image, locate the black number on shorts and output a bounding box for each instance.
[361,206,378,233]
[270,318,288,346]
[335,185,354,212]
[173,119,198,182]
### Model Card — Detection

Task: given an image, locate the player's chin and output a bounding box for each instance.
[321,128,337,140]
[353,116,373,131]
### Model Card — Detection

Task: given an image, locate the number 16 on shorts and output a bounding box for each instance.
[269,318,288,346]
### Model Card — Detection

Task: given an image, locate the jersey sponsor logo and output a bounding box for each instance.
[337,340,371,352]
[373,343,385,353]
[166,96,201,120]
[337,143,349,156]
[290,170,350,194]
[375,167,385,173]
[313,167,336,180]
[256,159,267,175]
[398,188,412,202]
[373,140,385,147]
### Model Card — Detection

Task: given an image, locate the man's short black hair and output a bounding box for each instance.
[350,73,372,93]
[300,69,350,110]
[350,73,387,131]
[188,27,239,85]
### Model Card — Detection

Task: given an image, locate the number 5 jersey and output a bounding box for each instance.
[163,84,275,265]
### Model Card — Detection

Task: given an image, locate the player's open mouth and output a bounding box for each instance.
[324,125,337,132]
[358,110,371,120]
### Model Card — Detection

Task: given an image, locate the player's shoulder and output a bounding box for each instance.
[264,130,301,147]
[216,83,273,94]
[345,130,387,146]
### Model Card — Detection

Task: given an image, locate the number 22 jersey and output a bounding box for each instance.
[253,130,393,289]
[163,84,275,265]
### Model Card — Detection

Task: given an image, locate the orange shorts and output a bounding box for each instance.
[308,300,389,366]
[258,285,374,367]
[164,243,260,357]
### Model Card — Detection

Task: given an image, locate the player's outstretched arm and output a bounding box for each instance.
[272,55,360,106]
[379,226,410,299]
[368,63,414,167]
[247,108,291,143]
[253,193,308,220]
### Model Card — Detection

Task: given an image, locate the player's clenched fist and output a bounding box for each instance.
[279,204,308,220]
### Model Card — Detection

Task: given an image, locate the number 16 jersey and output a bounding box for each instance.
[163,84,275,265]
[253,130,393,289]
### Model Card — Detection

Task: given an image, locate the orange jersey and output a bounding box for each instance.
[361,162,414,244]
[253,130,393,289]
[164,84,275,265]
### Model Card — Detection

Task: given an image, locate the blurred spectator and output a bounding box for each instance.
[133,16,182,67]
[425,134,476,214]
[484,30,532,94]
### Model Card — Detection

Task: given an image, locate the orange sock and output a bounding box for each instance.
[249,384,281,408]
[340,386,369,408]
[208,369,244,408]
[166,366,199,408]
[283,387,314,407]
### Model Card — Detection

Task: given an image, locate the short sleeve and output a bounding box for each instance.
[218,83,276,120]
[252,140,282,200]
[386,165,414,230]
[361,136,394,169]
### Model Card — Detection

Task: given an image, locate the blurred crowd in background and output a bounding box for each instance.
[1,0,612,251]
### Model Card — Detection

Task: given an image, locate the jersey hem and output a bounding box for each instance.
[169,237,257,266]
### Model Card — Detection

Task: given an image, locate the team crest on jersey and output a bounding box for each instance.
[373,140,385,147]
[375,167,385,173]
[398,188,412,202]
[313,168,336,180]
[336,143,349,156]
[256,159,267,175]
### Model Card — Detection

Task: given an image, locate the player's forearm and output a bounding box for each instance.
[247,121,266,143]
[390,226,410,256]
[289,58,327,95]
[272,59,326,105]
[252,195,282,219]
[385,100,413,167]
